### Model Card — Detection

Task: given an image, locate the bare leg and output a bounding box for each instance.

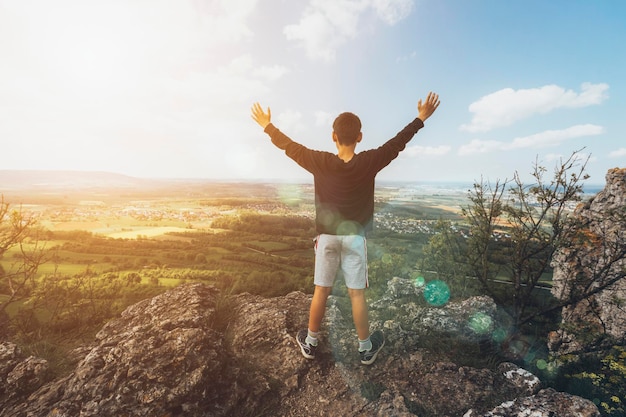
[348,288,369,340]
[308,285,332,333]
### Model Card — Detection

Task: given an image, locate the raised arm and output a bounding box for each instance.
[417,92,440,122]
[251,102,271,129]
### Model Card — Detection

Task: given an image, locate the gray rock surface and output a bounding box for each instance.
[550,167,626,354]
[467,388,601,417]
[1,281,600,416]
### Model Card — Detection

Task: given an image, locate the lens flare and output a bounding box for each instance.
[492,328,507,343]
[277,184,302,205]
[536,359,547,370]
[544,361,559,377]
[413,275,425,287]
[523,351,536,363]
[337,221,360,235]
[423,280,450,306]
[468,312,492,334]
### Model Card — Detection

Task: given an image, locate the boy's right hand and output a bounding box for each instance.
[251,102,271,129]
[417,92,440,122]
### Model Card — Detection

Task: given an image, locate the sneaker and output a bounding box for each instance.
[360,330,385,365]
[296,329,317,360]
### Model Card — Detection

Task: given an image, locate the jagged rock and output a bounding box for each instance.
[0,342,49,402]
[496,362,541,397]
[466,388,601,417]
[550,167,626,354]
[370,277,497,347]
[1,282,600,417]
[0,342,21,378]
[0,310,9,339]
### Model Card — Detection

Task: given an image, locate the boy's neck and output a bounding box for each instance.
[332,131,361,163]
[337,145,357,162]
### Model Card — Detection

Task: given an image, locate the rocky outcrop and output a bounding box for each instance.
[550,167,626,354]
[467,388,603,417]
[1,280,599,417]
[0,343,49,406]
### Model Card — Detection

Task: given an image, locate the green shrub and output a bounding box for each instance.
[554,345,626,417]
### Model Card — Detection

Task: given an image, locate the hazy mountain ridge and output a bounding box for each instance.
[0,170,156,190]
[0,170,606,196]
[0,170,288,203]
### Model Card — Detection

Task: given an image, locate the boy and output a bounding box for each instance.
[251,92,440,365]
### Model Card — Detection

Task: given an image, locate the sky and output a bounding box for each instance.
[1,0,625,186]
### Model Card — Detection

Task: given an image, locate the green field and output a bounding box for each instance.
[1,181,555,345]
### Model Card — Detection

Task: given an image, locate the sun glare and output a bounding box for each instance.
[48,33,138,97]
[31,3,147,98]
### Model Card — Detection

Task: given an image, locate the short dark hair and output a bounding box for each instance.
[332,112,361,145]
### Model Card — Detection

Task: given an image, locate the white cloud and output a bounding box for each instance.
[542,152,593,165]
[458,124,604,155]
[315,110,335,127]
[225,55,254,74]
[609,148,626,158]
[201,0,260,42]
[458,139,504,155]
[253,65,290,82]
[460,83,609,133]
[372,0,414,24]
[276,109,305,133]
[284,0,414,62]
[544,153,564,162]
[509,124,604,149]
[284,0,366,62]
[404,145,451,157]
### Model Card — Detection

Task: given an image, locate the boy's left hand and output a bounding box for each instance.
[251,103,271,129]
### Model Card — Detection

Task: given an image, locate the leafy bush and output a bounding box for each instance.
[552,345,626,416]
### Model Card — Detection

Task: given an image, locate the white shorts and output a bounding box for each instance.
[313,234,368,289]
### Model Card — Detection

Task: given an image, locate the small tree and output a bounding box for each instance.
[421,219,473,297]
[462,150,590,329]
[0,196,47,319]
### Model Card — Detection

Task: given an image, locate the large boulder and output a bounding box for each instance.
[0,342,49,405]
[467,388,600,417]
[550,167,626,354]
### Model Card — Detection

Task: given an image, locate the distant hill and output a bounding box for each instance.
[0,170,155,190]
[0,170,286,203]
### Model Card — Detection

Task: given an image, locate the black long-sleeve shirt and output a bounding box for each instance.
[264,117,425,235]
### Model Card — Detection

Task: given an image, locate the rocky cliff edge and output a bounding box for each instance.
[1,279,600,416]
